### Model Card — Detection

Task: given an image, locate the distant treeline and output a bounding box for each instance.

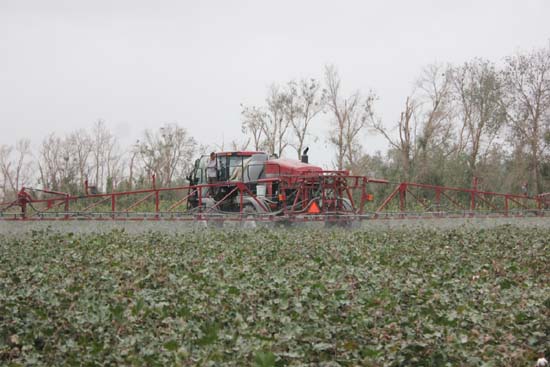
[1,45,549,201]
[241,45,550,196]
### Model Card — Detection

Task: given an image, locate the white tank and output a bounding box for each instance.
[256,184,266,198]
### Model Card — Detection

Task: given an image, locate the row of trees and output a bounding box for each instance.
[241,45,550,194]
[240,66,378,170]
[0,121,197,201]
[1,45,548,202]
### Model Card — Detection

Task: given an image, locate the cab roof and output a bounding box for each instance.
[214,151,267,157]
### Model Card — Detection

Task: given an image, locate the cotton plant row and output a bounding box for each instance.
[0,226,548,366]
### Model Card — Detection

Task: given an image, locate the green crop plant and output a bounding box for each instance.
[0,226,548,366]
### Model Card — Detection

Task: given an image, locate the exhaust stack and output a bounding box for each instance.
[301,147,309,164]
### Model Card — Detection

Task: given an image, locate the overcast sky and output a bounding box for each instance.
[1,0,549,166]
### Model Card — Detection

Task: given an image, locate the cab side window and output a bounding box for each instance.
[246,154,268,181]
[217,156,227,181]
[197,156,208,184]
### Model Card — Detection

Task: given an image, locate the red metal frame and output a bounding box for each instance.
[372,180,545,217]
[0,173,547,222]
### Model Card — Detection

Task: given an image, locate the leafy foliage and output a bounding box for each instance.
[0,226,549,366]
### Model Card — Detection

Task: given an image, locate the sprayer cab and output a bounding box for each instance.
[188,151,269,185]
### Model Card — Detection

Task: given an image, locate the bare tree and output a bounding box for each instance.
[125,141,141,190]
[453,59,506,177]
[37,126,116,194]
[283,78,326,159]
[242,78,325,159]
[415,64,455,155]
[241,105,265,151]
[325,65,349,170]
[38,133,64,191]
[104,138,123,192]
[0,139,32,200]
[67,130,93,190]
[412,64,457,184]
[370,96,417,179]
[370,64,454,181]
[325,65,376,170]
[503,46,550,193]
[241,85,290,157]
[262,85,290,157]
[137,123,197,187]
[90,120,119,191]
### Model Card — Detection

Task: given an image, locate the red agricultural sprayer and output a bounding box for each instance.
[0,149,548,225]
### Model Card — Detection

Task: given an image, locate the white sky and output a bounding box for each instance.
[1,0,549,167]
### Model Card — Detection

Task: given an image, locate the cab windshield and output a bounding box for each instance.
[227,156,246,181]
[193,152,267,184]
